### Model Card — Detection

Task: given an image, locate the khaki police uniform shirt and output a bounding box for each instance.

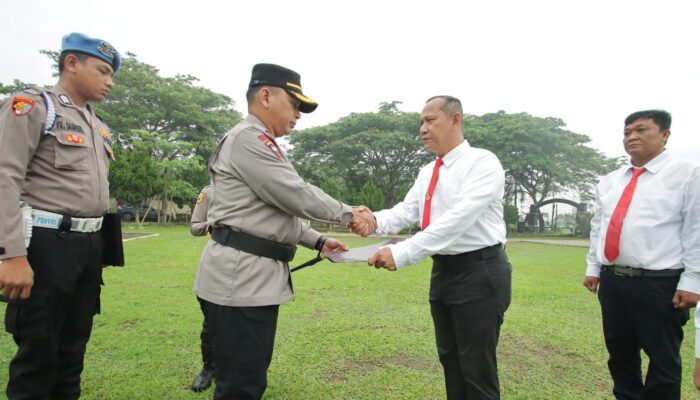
[190,185,211,237]
[194,115,353,307]
[0,85,114,259]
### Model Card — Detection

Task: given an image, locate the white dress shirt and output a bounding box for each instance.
[374,140,507,268]
[585,151,700,294]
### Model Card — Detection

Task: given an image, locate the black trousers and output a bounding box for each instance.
[598,268,688,400]
[4,227,104,400]
[197,296,214,369]
[429,247,512,400]
[206,301,279,400]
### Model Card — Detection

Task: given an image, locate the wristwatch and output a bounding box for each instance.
[314,235,327,251]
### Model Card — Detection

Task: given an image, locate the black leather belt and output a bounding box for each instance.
[602,264,683,278]
[211,227,296,262]
[431,244,504,264]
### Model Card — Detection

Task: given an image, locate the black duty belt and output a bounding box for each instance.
[211,227,296,262]
[431,243,504,264]
[602,265,683,278]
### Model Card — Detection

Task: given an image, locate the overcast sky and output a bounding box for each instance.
[1,0,698,162]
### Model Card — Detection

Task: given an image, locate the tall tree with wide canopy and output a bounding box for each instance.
[465,111,620,229]
[289,103,432,208]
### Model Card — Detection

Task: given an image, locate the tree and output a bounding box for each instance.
[466,111,619,230]
[355,181,385,212]
[109,138,160,223]
[98,54,241,211]
[0,80,38,100]
[289,103,431,208]
[503,204,520,232]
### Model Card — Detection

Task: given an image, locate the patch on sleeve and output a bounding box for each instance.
[100,128,112,145]
[196,191,206,204]
[11,96,36,116]
[256,134,283,160]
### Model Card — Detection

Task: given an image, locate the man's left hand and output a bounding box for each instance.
[672,290,700,309]
[322,237,349,253]
[368,247,396,271]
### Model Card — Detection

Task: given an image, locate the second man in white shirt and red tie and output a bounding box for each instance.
[583,110,700,399]
[351,95,512,400]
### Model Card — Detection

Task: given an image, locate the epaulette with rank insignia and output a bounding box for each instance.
[20,87,42,96]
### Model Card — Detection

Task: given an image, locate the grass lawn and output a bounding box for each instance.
[1,224,697,399]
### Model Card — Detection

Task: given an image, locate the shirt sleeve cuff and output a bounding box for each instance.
[585,264,602,278]
[676,273,700,295]
[1,237,28,260]
[373,211,388,235]
[339,205,354,227]
[388,244,410,269]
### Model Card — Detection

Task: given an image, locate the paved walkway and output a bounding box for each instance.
[320,232,590,248]
[508,238,589,248]
[122,233,160,242]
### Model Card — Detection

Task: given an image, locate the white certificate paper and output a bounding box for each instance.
[324,238,403,263]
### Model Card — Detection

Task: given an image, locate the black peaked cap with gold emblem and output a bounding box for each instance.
[249,63,318,113]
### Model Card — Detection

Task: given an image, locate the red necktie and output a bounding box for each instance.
[422,158,444,230]
[604,168,646,262]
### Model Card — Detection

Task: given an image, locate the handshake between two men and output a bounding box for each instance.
[348,206,397,271]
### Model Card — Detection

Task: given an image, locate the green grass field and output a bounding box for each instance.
[1,225,697,399]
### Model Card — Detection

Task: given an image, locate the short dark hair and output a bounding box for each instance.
[58,51,90,74]
[246,85,285,106]
[426,95,463,118]
[246,86,262,104]
[624,109,672,131]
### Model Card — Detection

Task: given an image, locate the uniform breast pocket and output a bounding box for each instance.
[54,131,90,170]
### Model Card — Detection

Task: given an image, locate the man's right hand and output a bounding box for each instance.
[583,276,600,294]
[0,256,34,300]
[350,206,377,237]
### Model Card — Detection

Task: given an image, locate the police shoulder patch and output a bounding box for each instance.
[256,134,283,160]
[11,96,36,116]
[196,191,206,204]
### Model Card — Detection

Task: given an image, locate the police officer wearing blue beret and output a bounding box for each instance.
[0,33,120,399]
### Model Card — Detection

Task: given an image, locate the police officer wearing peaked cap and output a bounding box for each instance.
[0,32,119,400]
[195,63,367,399]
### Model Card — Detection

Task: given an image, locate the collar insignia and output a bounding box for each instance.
[58,94,72,105]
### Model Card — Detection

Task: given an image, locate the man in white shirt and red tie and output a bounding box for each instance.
[583,109,700,399]
[352,95,512,400]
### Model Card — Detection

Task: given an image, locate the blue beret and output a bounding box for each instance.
[61,32,120,73]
